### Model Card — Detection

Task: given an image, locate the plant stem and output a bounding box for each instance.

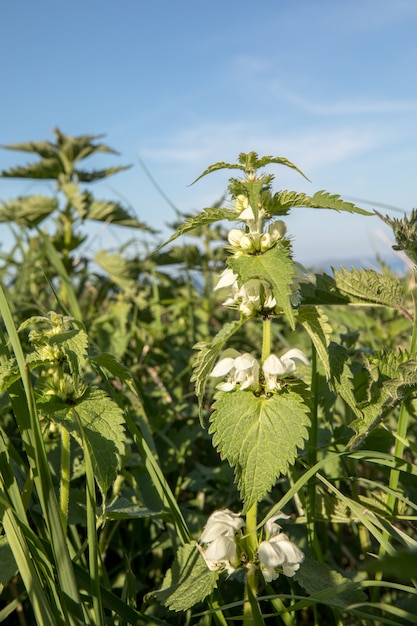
[60,426,71,533]
[261,316,271,362]
[306,344,323,561]
[244,502,260,625]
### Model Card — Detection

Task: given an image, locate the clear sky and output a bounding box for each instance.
[1,0,417,269]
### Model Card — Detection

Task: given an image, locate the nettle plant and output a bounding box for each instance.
[152,152,401,617]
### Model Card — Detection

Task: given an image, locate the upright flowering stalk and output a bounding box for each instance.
[153,151,374,618]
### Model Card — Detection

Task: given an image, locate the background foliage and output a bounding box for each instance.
[0,130,416,625]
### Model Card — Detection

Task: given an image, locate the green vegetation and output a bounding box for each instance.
[0,130,416,625]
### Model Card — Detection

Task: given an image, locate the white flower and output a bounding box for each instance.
[214,268,239,291]
[268,220,286,241]
[235,194,250,214]
[225,279,276,317]
[258,515,304,582]
[198,509,244,573]
[227,228,246,247]
[210,352,260,391]
[262,349,309,392]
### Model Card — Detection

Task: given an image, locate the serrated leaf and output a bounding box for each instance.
[190,161,244,185]
[48,328,88,377]
[209,389,310,511]
[0,195,58,227]
[89,352,134,386]
[40,388,125,495]
[347,351,417,449]
[191,319,245,424]
[296,305,332,379]
[295,557,367,608]
[310,190,373,215]
[153,207,236,252]
[333,267,405,309]
[247,154,310,180]
[228,245,296,329]
[85,199,154,230]
[299,273,350,306]
[328,342,362,417]
[0,358,21,391]
[152,541,219,611]
[268,189,372,217]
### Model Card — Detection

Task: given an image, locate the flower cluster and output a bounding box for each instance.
[210,349,309,393]
[197,509,244,574]
[258,517,304,581]
[215,269,276,317]
[228,194,286,256]
[197,509,304,580]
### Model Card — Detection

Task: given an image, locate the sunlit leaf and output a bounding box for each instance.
[191,319,245,424]
[229,244,296,329]
[209,388,310,511]
[296,305,332,379]
[0,195,58,227]
[153,207,236,252]
[39,388,125,496]
[152,542,219,611]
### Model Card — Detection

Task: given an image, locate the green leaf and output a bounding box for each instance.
[295,557,367,608]
[0,536,18,586]
[154,207,236,252]
[191,151,310,186]
[296,305,332,379]
[333,267,405,309]
[190,161,245,185]
[209,388,310,511]
[89,352,134,386]
[1,127,131,182]
[152,541,219,611]
[267,189,372,217]
[40,388,126,496]
[102,498,164,521]
[191,319,245,424]
[361,550,417,581]
[246,153,310,180]
[49,327,88,377]
[299,272,351,306]
[0,195,58,227]
[348,351,417,449]
[0,358,21,391]
[85,199,154,230]
[310,190,373,214]
[228,245,296,329]
[328,342,362,418]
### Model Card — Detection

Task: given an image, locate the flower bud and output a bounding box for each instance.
[268,220,286,241]
[240,234,254,251]
[260,232,272,252]
[227,228,245,247]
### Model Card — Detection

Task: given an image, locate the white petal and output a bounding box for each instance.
[271,533,304,563]
[210,357,235,378]
[282,348,310,366]
[239,206,256,221]
[282,562,301,577]
[258,540,285,567]
[217,381,236,391]
[261,565,279,582]
[214,269,238,291]
[227,228,245,246]
[263,354,285,376]
[205,536,236,563]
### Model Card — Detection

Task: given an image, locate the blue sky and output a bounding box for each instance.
[1,0,417,268]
